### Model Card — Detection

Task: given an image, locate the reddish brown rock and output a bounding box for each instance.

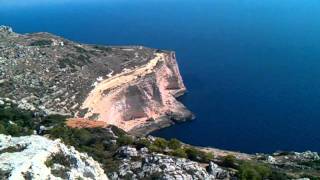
[66,118,108,129]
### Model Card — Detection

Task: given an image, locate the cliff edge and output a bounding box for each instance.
[0,26,193,135]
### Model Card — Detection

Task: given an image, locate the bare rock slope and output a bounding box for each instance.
[0,134,108,180]
[0,26,192,134]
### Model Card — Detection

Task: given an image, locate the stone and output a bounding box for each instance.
[117,146,138,158]
[140,147,149,154]
[0,134,108,180]
[0,26,13,35]
[113,152,227,180]
[267,155,276,164]
[208,162,229,179]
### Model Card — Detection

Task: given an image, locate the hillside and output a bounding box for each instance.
[0,26,319,180]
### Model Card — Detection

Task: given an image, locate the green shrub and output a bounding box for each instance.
[110,125,126,137]
[49,126,74,144]
[0,104,67,137]
[148,144,161,153]
[6,124,26,136]
[0,123,5,134]
[185,147,200,161]
[184,147,213,162]
[153,138,168,149]
[222,155,237,168]
[41,114,67,127]
[0,169,10,179]
[73,128,93,146]
[30,39,52,46]
[48,126,122,174]
[299,160,320,170]
[46,153,71,179]
[117,135,134,146]
[201,152,214,163]
[135,138,151,149]
[269,171,288,180]
[168,139,181,150]
[238,162,271,180]
[0,145,27,154]
[171,148,187,158]
[45,152,72,169]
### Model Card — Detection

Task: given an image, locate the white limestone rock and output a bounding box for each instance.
[117,146,138,158]
[0,134,108,180]
[114,150,229,180]
[267,155,276,164]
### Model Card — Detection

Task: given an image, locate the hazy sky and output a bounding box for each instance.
[0,0,96,7]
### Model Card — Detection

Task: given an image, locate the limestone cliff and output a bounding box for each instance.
[0,26,193,134]
[81,52,193,134]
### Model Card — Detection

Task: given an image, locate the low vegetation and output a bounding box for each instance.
[0,103,38,136]
[0,102,66,136]
[48,126,125,173]
[0,145,27,154]
[45,153,71,168]
[134,137,214,163]
[1,103,319,179]
[0,169,10,179]
[299,160,320,170]
[221,154,237,168]
[29,39,53,46]
[45,152,72,179]
[218,155,288,180]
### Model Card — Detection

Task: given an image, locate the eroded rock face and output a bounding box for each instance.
[0,26,192,134]
[81,52,193,133]
[0,135,108,180]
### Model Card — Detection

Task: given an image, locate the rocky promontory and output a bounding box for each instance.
[0,26,192,135]
[1,26,320,180]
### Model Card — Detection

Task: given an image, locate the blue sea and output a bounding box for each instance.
[1,0,320,153]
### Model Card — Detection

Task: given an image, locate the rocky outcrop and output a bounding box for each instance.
[81,52,193,134]
[0,26,192,134]
[0,134,108,180]
[112,146,229,180]
[261,151,320,166]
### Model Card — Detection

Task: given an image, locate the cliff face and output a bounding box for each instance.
[0,26,192,134]
[81,52,193,133]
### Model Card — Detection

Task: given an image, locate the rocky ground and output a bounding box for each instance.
[0,26,320,180]
[0,25,192,134]
[0,98,320,179]
[0,135,108,180]
[111,146,228,180]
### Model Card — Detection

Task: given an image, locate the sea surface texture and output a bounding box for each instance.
[1,0,320,153]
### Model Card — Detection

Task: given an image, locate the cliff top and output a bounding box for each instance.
[0,26,159,116]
